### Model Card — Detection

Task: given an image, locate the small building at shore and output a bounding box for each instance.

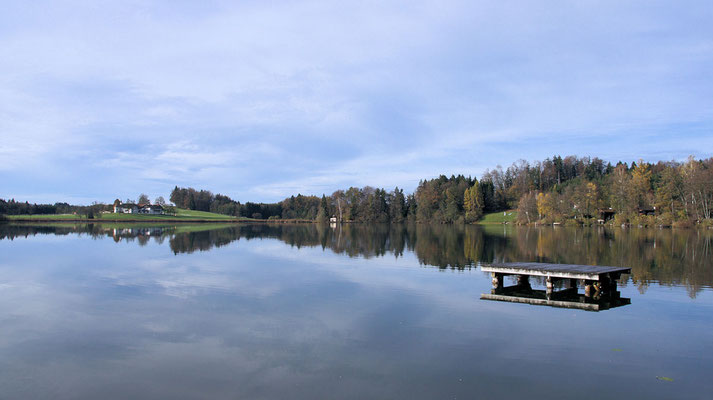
[114,203,164,215]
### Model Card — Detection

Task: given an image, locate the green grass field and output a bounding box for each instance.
[4,220,240,235]
[7,208,243,222]
[479,210,517,224]
[173,209,238,219]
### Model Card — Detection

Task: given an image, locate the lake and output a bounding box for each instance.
[0,223,711,399]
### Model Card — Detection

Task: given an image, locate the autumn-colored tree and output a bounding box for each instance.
[630,160,653,209]
[536,192,557,220]
[608,164,634,216]
[464,181,484,223]
[572,181,599,218]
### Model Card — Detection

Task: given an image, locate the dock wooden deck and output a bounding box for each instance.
[480,262,631,311]
[481,262,630,281]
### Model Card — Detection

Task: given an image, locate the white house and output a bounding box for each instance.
[139,204,164,215]
[114,203,139,213]
[113,203,164,215]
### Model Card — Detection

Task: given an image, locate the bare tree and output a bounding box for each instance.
[138,193,150,205]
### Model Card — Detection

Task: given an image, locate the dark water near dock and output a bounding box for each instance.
[0,223,711,399]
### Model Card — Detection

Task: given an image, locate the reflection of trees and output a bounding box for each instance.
[166,224,713,298]
[0,225,78,239]
[168,227,245,254]
[0,224,174,244]
[2,223,711,298]
[498,226,713,298]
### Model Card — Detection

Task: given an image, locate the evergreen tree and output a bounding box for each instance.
[316,195,329,222]
[389,187,406,222]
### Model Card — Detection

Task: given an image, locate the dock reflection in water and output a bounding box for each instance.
[481,262,632,311]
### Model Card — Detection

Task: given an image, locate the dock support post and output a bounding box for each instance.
[491,273,503,289]
[593,281,602,300]
[584,280,593,297]
[546,276,554,299]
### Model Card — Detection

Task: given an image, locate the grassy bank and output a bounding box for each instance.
[106,208,240,221]
[478,210,517,224]
[6,220,237,232]
[6,208,520,224]
[8,208,244,222]
[6,208,319,223]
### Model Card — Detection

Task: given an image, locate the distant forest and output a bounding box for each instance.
[0,200,101,219]
[2,155,712,227]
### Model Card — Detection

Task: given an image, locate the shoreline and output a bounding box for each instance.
[3,216,711,229]
[5,217,314,224]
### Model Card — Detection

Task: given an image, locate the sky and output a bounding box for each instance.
[1,0,712,205]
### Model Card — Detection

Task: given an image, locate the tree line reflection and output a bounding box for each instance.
[2,223,711,297]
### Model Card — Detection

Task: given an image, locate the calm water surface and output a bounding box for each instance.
[0,223,711,399]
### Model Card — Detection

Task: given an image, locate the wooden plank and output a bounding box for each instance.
[481,262,630,281]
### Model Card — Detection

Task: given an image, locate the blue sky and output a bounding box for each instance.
[1,0,712,204]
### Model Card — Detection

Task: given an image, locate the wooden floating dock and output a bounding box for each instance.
[480,262,631,311]
[481,262,631,281]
